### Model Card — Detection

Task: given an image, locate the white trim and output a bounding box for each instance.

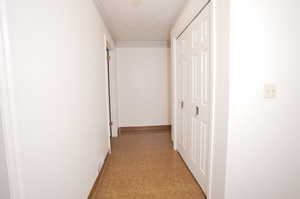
[0,0,23,198]
[104,35,112,153]
[208,2,216,197]
[170,37,178,151]
[116,48,122,134]
[208,0,229,198]
[116,41,170,48]
[108,49,119,138]
[113,49,120,137]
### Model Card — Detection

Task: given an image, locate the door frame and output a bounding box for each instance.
[171,37,178,150]
[104,35,112,152]
[171,1,216,198]
[0,0,23,197]
[106,47,113,137]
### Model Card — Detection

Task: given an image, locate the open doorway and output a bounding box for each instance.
[106,47,113,137]
[104,36,120,152]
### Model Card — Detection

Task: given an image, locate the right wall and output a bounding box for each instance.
[172,0,300,199]
[226,0,300,198]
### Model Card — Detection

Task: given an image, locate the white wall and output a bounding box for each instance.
[226,0,300,198]
[3,0,114,198]
[117,46,171,127]
[0,114,10,199]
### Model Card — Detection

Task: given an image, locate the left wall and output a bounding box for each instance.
[3,0,114,198]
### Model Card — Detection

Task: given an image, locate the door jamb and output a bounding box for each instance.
[106,48,113,138]
[0,0,23,197]
[171,37,178,151]
[104,35,112,153]
[171,2,217,198]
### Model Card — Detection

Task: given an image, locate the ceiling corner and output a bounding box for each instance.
[93,0,116,41]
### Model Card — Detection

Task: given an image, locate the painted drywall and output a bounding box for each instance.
[4,0,114,198]
[117,46,171,127]
[97,0,186,41]
[108,49,119,137]
[226,0,300,199]
[171,0,229,198]
[0,114,10,199]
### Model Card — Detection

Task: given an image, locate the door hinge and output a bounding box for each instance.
[109,121,113,126]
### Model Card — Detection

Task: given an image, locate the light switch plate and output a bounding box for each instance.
[264,84,277,99]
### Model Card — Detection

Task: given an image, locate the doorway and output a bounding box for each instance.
[106,47,113,137]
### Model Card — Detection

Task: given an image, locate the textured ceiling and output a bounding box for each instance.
[96,0,187,41]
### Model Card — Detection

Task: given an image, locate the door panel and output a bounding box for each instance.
[176,3,211,195]
[191,5,211,193]
[178,30,192,162]
[176,37,190,159]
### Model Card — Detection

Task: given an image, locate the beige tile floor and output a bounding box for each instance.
[90,130,206,199]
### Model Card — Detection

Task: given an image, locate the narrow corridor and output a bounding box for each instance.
[90,131,205,199]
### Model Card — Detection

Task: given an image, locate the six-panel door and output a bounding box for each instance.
[176,4,211,195]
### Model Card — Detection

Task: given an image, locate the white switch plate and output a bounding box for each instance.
[264,84,277,99]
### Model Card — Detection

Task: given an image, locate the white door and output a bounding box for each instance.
[190,5,211,194]
[176,32,191,162]
[176,4,211,195]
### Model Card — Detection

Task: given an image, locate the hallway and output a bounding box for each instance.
[90,131,205,199]
[1,0,300,198]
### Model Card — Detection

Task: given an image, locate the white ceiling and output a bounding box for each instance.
[96,0,187,41]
